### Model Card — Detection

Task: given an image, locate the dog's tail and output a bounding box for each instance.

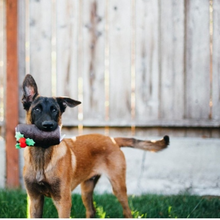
[114,135,169,152]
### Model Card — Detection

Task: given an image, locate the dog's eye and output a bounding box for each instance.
[51,107,57,113]
[34,107,41,113]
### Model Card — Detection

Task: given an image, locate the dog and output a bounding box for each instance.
[21,74,169,218]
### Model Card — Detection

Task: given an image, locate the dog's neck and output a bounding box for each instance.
[29,147,53,182]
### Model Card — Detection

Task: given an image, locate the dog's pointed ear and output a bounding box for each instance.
[56,97,81,113]
[22,74,39,110]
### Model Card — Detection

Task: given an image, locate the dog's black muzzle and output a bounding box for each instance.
[42,120,57,131]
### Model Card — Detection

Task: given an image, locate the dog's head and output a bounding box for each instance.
[22,74,81,131]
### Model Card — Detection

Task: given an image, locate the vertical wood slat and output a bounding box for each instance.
[185,0,210,120]
[82,0,106,124]
[212,0,220,120]
[160,0,185,120]
[18,0,27,187]
[0,0,6,189]
[6,0,19,188]
[0,0,6,123]
[56,0,79,124]
[29,0,52,96]
[135,0,160,122]
[109,0,131,124]
[18,0,26,122]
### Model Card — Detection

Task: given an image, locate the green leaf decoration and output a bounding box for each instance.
[15,132,24,141]
[26,138,35,146]
[15,131,35,149]
[15,143,21,149]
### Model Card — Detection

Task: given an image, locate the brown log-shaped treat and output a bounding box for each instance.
[16,124,61,147]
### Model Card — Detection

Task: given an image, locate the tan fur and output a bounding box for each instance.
[23,132,168,218]
[22,74,169,218]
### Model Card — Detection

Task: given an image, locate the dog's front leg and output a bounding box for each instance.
[52,193,72,218]
[27,194,44,218]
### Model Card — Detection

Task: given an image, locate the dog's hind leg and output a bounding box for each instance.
[107,151,132,218]
[80,175,101,218]
[109,174,132,218]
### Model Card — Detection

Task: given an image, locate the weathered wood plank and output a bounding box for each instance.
[134,119,220,127]
[212,0,220,120]
[6,0,19,188]
[29,0,52,96]
[63,118,220,128]
[18,0,27,186]
[0,0,6,124]
[185,0,210,119]
[211,129,220,138]
[82,0,106,123]
[56,0,79,124]
[18,0,26,122]
[135,0,160,122]
[62,126,220,138]
[0,0,6,188]
[108,0,131,123]
[160,0,185,120]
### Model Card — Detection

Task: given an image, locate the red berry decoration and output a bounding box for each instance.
[15,132,35,149]
[19,137,27,148]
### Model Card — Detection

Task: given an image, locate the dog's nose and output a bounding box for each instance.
[42,121,54,130]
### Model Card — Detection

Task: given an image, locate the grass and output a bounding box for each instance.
[0,189,220,218]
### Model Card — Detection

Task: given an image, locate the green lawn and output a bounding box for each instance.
[0,189,219,218]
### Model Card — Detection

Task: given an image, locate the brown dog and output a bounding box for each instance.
[22,74,169,218]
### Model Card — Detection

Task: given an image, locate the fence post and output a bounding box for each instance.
[6,0,19,188]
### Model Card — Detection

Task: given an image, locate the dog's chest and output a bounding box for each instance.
[24,174,61,199]
[38,179,60,198]
[24,147,62,199]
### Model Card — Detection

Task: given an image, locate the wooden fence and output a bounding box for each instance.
[0,0,220,189]
[1,0,220,136]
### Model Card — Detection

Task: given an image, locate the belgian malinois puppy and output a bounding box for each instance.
[22,74,169,218]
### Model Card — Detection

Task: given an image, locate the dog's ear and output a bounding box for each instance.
[56,97,81,113]
[22,74,39,110]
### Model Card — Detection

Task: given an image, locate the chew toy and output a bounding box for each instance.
[15,124,62,149]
